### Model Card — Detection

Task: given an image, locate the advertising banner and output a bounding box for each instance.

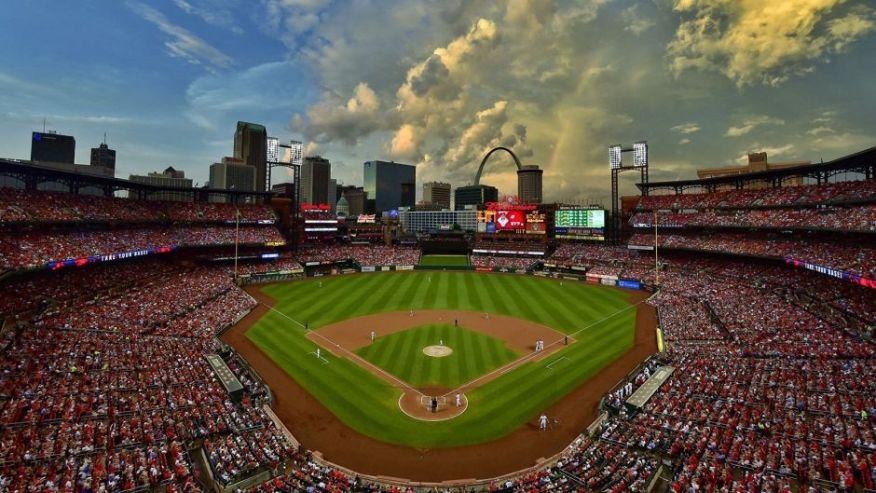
[617,279,641,290]
[600,278,617,286]
[396,265,414,271]
[361,266,376,272]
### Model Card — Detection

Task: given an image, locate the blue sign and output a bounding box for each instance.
[617,279,641,290]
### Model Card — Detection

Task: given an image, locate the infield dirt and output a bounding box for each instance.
[222,284,657,483]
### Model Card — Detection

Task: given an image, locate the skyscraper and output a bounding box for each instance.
[90,142,116,174]
[31,131,75,164]
[327,178,337,212]
[233,121,267,192]
[363,160,416,214]
[517,165,543,203]
[423,181,451,209]
[300,155,331,205]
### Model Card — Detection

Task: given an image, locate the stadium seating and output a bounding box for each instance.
[296,244,421,266]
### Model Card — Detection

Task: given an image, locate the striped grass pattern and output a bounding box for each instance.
[247,272,636,447]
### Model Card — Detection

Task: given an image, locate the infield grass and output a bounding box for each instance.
[356,323,518,387]
[418,254,470,266]
[246,271,637,448]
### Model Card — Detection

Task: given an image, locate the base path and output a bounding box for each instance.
[223,285,657,483]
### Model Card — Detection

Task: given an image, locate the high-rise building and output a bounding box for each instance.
[454,184,498,210]
[327,178,337,212]
[31,131,75,164]
[209,156,256,202]
[233,121,267,192]
[517,165,543,203]
[300,155,331,205]
[363,160,416,214]
[129,167,193,201]
[423,181,451,209]
[90,143,116,174]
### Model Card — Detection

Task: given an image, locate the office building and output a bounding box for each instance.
[517,165,543,203]
[209,157,256,202]
[454,184,498,210]
[423,181,451,209]
[363,160,416,214]
[300,155,331,205]
[233,121,267,192]
[272,182,295,197]
[90,142,116,174]
[327,178,337,212]
[129,167,193,201]
[399,209,477,233]
[31,131,75,164]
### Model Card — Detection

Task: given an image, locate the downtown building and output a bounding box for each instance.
[363,160,416,214]
[454,184,498,210]
[129,167,193,201]
[422,181,451,209]
[233,121,267,192]
[300,155,331,205]
[517,165,543,203]
[209,157,256,202]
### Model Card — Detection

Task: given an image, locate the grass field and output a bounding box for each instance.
[246,271,637,448]
[418,254,470,266]
[356,323,518,387]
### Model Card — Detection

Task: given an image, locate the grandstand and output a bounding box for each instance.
[0,146,874,493]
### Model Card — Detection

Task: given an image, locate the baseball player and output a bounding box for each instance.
[370,330,376,343]
[455,393,462,407]
[539,414,548,430]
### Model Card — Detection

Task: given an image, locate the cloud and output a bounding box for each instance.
[806,126,835,136]
[298,83,383,145]
[173,0,244,34]
[128,2,234,71]
[185,61,315,130]
[724,115,785,137]
[679,138,691,145]
[671,122,701,134]
[668,1,876,87]
[622,5,657,36]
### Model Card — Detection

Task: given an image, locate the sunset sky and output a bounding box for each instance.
[1,0,874,202]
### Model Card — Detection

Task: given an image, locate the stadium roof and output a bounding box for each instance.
[638,145,875,193]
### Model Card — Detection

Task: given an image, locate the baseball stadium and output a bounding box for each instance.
[1,139,875,493]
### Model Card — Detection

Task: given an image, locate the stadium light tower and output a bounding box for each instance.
[608,141,649,244]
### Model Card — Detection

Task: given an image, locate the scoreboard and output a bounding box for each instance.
[554,208,605,241]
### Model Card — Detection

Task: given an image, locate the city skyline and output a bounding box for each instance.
[1,1,874,202]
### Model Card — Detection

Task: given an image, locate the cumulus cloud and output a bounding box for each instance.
[668,0,876,86]
[298,83,382,145]
[671,122,701,134]
[128,2,234,71]
[679,138,691,145]
[724,115,785,137]
[735,144,795,164]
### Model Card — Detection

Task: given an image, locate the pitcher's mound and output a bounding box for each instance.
[423,345,453,357]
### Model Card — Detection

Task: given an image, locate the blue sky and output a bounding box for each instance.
[1,0,874,202]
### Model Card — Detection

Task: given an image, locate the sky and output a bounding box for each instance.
[0,0,874,204]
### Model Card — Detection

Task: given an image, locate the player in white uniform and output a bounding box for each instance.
[539,414,548,430]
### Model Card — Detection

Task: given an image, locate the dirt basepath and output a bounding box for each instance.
[222,284,657,483]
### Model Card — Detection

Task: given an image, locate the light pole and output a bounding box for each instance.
[654,209,659,286]
[234,205,240,281]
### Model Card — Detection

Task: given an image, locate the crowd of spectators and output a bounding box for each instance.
[0,258,297,492]
[0,225,285,271]
[630,204,876,232]
[296,244,421,266]
[636,179,876,211]
[470,254,539,270]
[0,188,275,224]
[628,232,876,279]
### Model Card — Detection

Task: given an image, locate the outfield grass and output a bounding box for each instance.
[246,272,637,448]
[356,323,518,387]
[418,254,470,266]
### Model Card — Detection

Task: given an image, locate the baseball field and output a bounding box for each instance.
[241,271,639,448]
